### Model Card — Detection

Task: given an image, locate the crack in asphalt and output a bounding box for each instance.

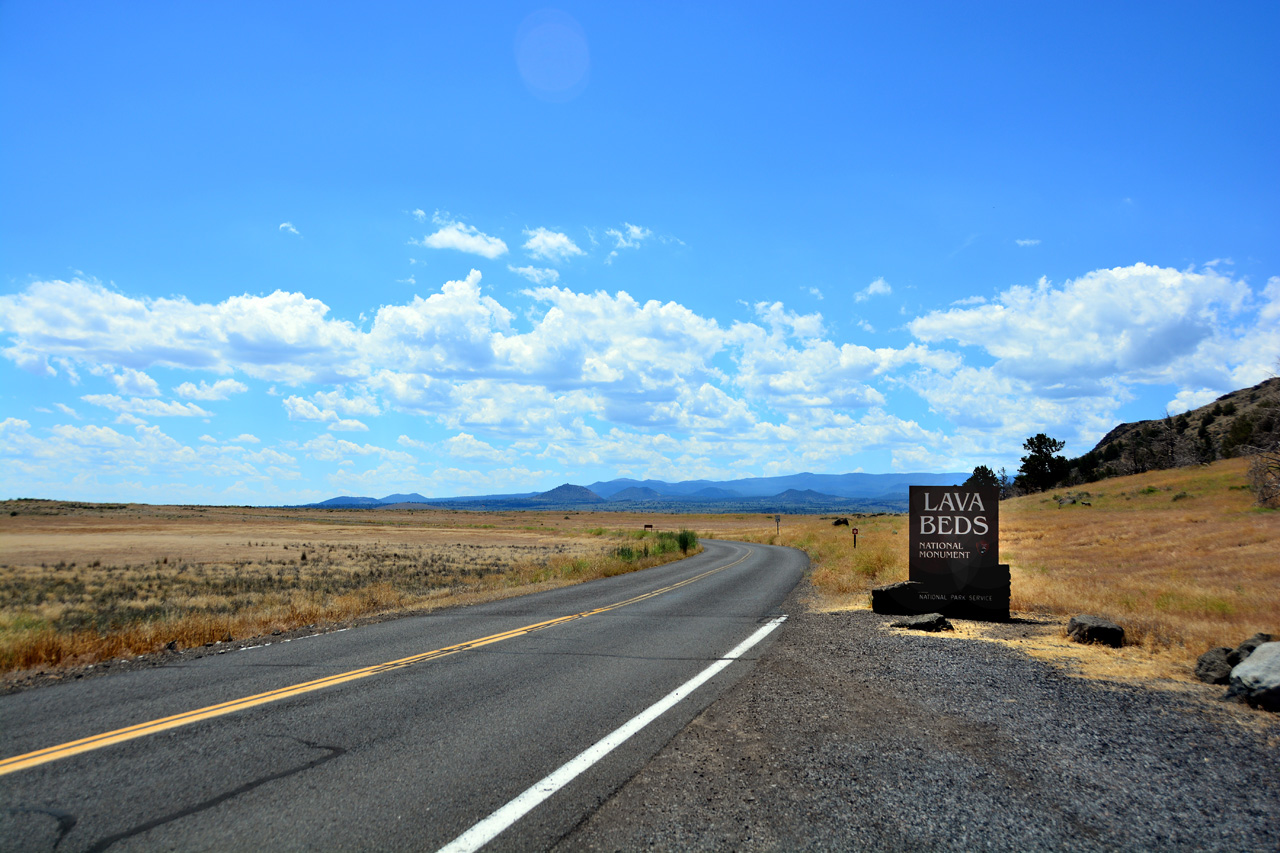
[7,807,77,850]
[81,739,346,853]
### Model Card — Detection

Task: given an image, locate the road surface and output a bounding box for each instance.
[1,540,804,852]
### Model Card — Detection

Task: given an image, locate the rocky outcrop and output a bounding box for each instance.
[1226,642,1280,712]
[1067,615,1125,648]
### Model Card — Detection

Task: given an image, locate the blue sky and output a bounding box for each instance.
[2,1,1278,504]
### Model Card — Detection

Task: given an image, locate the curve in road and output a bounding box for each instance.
[1,540,804,852]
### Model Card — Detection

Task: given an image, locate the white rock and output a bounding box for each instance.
[1229,641,1280,712]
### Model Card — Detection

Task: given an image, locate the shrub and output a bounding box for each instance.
[677,529,698,555]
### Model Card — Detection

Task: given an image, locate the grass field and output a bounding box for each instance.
[0,503,711,673]
[740,457,1278,670]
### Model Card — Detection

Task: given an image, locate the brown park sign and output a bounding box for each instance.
[906,485,1009,620]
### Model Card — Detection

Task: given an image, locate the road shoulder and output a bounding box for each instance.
[557,581,1280,852]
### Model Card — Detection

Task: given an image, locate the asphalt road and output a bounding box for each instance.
[1,540,804,852]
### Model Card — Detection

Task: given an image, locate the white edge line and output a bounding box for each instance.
[435,615,787,853]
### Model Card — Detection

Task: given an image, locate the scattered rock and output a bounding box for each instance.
[831,517,850,527]
[1226,642,1280,712]
[1195,647,1233,684]
[890,613,953,632]
[1067,614,1125,648]
[1228,632,1273,667]
[165,640,179,653]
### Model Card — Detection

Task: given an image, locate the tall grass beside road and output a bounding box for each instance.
[742,457,1277,664]
[0,506,701,674]
[737,515,909,606]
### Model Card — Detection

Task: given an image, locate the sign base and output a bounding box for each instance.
[871,565,1010,622]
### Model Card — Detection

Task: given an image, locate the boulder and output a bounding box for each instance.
[891,613,953,632]
[1227,632,1273,667]
[1195,647,1233,684]
[1067,614,1125,648]
[1227,642,1280,712]
[831,517,850,526]
[870,581,922,615]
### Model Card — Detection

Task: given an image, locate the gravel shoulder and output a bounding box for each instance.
[557,582,1280,852]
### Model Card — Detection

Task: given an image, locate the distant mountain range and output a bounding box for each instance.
[303,471,967,513]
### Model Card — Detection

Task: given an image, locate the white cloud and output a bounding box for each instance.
[312,389,380,416]
[410,209,427,222]
[279,222,300,236]
[232,433,260,443]
[854,277,892,303]
[1167,388,1219,415]
[608,223,651,249]
[1260,276,1280,324]
[285,394,371,431]
[444,432,511,462]
[0,278,363,384]
[7,260,1277,493]
[175,378,248,400]
[604,223,651,263]
[509,265,560,284]
[414,213,508,259]
[807,287,824,300]
[522,227,584,263]
[300,434,414,464]
[329,419,369,432]
[908,262,1253,390]
[112,368,161,396]
[200,434,218,443]
[283,396,330,422]
[1015,238,1041,247]
[55,403,81,419]
[0,419,294,496]
[81,394,213,417]
[750,301,825,340]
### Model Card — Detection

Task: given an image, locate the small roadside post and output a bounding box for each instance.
[852,527,858,548]
[774,514,780,535]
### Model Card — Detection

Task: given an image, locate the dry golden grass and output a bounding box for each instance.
[1002,457,1277,658]
[0,502,703,674]
[737,459,1278,672]
[735,514,909,608]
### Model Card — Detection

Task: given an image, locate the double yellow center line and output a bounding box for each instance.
[0,550,751,777]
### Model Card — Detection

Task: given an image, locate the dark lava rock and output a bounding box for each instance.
[870,581,922,615]
[1227,632,1273,667]
[1195,647,1233,684]
[1227,642,1280,712]
[890,613,953,632]
[1068,614,1125,648]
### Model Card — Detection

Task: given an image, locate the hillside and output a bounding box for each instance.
[526,484,605,504]
[1068,377,1280,483]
